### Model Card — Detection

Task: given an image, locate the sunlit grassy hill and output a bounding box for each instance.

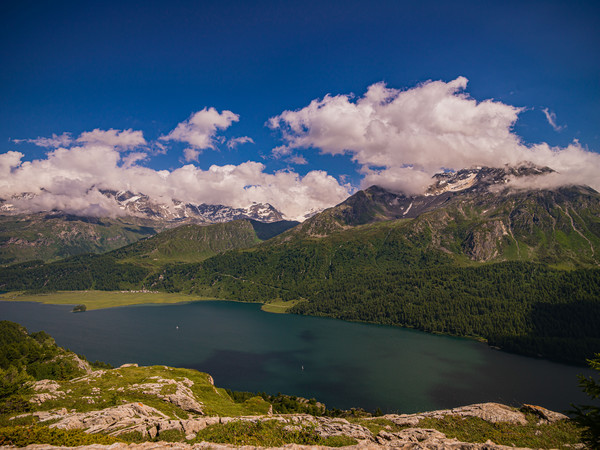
[112,220,262,266]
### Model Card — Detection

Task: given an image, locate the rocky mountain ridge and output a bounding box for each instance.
[11,397,571,449]
[0,190,288,265]
[99,189,284,224]
[295,163,563,234]
[1,189,284,224]
[426,163,555,196]
[289,163,599,266]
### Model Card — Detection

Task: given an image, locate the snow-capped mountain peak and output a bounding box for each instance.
[426,163,555,196]
[100,190,284,224]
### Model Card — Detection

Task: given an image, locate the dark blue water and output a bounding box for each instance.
[0,300,591,414]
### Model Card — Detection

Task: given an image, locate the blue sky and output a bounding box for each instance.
[1,0,599,219]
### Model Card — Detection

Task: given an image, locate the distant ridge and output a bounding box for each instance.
[99,189,285,224]
[111,219,299,265]
[0,190,289,265]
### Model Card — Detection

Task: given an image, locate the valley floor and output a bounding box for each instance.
[0,291,223,311]
[0,291,300,313]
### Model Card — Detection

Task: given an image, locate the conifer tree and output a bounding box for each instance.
[572,354,600,448]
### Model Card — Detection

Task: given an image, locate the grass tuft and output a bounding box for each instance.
[0,425,120,447]
[415,414,583,449]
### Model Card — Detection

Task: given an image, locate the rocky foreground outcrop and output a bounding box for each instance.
[5,441,535,450]
[10,402,571,449]
[5,362,576,450]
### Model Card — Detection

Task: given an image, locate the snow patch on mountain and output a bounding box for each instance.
[0,189,285,224]
[98,190,285,223]
[426,163,555,196]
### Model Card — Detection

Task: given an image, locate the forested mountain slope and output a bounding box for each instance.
[0,213,158,266]
[109,219,298,265]
[1,165,599,365]
[112,221,260,266]
[287,165,600,266]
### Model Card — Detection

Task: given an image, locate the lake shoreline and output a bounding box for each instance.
[0,290,261,311]
[0,298,591,414]
[0,290,586,368]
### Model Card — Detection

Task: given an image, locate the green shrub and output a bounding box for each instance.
[116,430,145,444]
[0,367,33,398]
[155,429,185,442]
[90,359,114,370]
[0,395,31,415]
[0,425,120,447]
[322,435,358,447]
[416,415,582,449]
[195,420,324,446]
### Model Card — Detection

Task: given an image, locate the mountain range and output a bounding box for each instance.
[96,189,285,223]
[291,163,599,265]
[1,163,599,365]
[0,190,288,265]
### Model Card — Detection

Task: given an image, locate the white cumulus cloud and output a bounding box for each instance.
[160,107,239,150]
[269,77,600,194]
[287,155,308,165]
[183,148,201,162]
[0,142,351,221]
[122,151,149,168]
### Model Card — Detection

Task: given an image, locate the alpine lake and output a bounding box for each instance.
[0,298,592,414]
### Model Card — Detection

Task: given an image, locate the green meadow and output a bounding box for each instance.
[0,290,218,311]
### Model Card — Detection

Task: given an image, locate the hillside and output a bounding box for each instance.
[110,219,298,266]
[1,165,599,364]
[0,213,158,266]
[0,321,585,448]
[111,221,261,266]
[288,165,600,266]
[0,194,291,265]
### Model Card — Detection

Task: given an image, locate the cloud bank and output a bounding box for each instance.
[4,110,353,220]
[269,77,600,194]
[3,80,600,222]
[0,139,351,221]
